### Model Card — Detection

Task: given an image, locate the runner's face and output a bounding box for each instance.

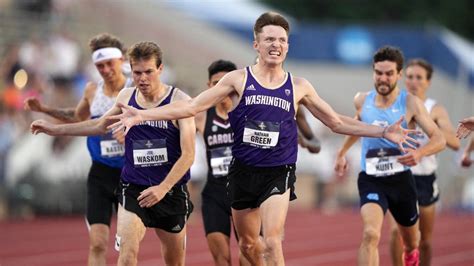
[405,65,430,97]
[208,71,232,108]
[95,58,124,82]
[373,61,401,96]
[131,58,162,96]
[254,25,289,66]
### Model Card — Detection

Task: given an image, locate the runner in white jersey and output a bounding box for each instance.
[24,33,131,266]
[388,59,460,266]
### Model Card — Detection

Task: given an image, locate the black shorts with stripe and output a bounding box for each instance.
[414,173,440,206]
[118,181,193,233]
[227,159,297,210]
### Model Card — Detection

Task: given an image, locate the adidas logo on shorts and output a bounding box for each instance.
[270,186,280,194]
[171,224,182,232]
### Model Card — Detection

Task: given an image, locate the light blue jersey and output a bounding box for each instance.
[360,89,409,176]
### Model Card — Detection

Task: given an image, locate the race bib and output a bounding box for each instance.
[210,146,233,177]
[365,148,404,176]
[243,120,280,149]
[132,139,168,167]
[100,133,124,158]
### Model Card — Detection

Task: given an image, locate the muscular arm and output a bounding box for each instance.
[408,94,446,157]
[25,82,95,122]
[160,113,196,190]
[432,104,460,150]
[297,78,385,138]
[138,70,242,121]
[31,88,132,136]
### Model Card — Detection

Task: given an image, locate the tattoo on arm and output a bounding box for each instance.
[45,108,78,123]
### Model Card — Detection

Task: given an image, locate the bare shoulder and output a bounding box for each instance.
[406,92,423,109]
[172,87,192,101]
[292,76,312,89]
[116,87,135,104]
[83,82,98,101]
[431,102,448,118]
[354,91,369,108]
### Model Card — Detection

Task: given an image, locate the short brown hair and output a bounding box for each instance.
[127,41,163,68]
[88,33,125,53]
[254,12,290,39]
[373,46,404,73]
[407,58,434,80]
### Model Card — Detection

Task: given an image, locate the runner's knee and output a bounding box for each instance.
[362,227,381,246]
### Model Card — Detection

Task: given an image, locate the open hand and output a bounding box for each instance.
[456,116,474,139]
[30,119,59,135]
[107,103,142,136]
[384,116,420,153]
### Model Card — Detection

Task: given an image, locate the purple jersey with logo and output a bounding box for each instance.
[121,87,190,186]
[228,66,297,167]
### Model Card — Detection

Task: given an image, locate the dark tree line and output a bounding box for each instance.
[260,0,473,41]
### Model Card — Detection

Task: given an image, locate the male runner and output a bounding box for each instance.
[388,59,460,266]
[334,46,446,266]
[197,59,320,266]
[31,41,195,266]
[24,33,131,266]
[108,13,417,265]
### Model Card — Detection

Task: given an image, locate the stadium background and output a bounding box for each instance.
[0,0,472,265]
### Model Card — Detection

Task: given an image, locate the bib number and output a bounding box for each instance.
[100,133,124,157]
[210,146,233,177]
[132,139,168,167]
[365,148,404,176]
[243,119,280,149]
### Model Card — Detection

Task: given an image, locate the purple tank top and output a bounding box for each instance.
[228,66,297,167]
[121,87,190,186]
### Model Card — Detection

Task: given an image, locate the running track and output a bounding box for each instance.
[1,208,473,265]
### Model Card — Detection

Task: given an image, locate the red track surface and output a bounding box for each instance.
[1,208,473,265]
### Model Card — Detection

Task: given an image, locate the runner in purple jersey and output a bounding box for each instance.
[108,12,417,265]
[31,42,195,266]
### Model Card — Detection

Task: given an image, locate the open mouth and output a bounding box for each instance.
[269,50,281,56]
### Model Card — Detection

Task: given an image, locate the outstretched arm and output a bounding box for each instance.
[297,78,417,151]
[24,82,95,122]
[30,88,132,137]
[108,70,243,135]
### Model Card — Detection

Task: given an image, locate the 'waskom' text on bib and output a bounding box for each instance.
[132,139,168,167]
